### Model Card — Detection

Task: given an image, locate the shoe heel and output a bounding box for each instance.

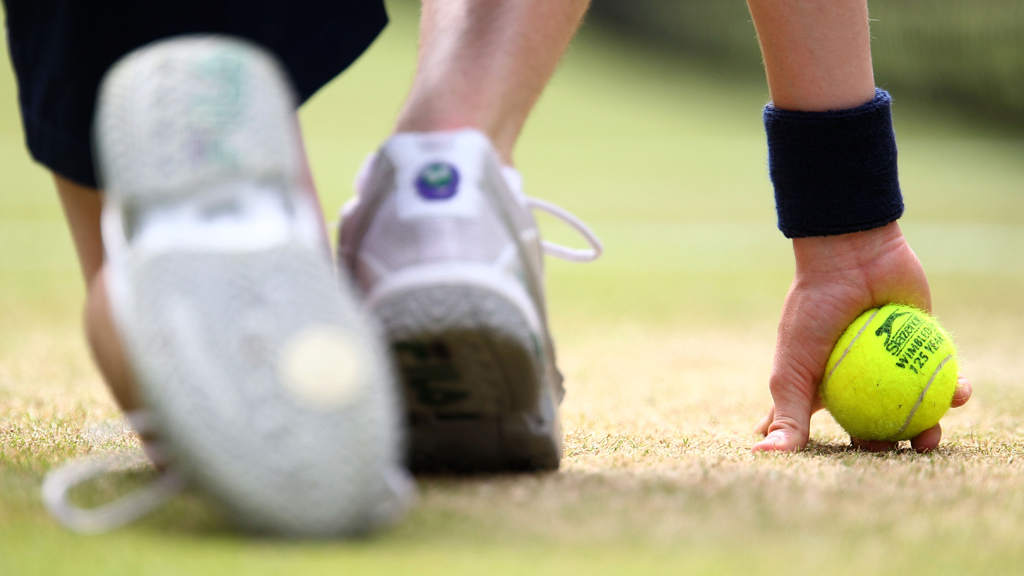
[95,35,300,204]
[376,283,561,471]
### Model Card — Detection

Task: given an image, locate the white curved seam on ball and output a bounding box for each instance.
[896,354,953,438]
[822,309,880,387]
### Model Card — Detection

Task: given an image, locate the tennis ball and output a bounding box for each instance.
[820,304,958,442]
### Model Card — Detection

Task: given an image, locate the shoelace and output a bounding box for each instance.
[42,412,186,534]
[526,197,603,263]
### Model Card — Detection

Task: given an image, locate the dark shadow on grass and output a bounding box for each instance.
[803,438,959,459]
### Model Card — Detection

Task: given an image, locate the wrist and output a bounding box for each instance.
[766,89,903,238]
[792,221,907,275]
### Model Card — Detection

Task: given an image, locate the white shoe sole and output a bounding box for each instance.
[96,36,410,535]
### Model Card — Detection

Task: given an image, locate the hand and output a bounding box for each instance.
[752,222,973,453]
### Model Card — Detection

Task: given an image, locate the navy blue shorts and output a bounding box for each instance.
[2,0,388,187]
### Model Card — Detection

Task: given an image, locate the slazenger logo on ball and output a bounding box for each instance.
[415,162,460,200]
[874,309,947,374]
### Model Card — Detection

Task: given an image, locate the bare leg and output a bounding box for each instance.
[55,174,140,412]
[395,0,591,164]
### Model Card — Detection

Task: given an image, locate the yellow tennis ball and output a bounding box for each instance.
[820,304,959,442]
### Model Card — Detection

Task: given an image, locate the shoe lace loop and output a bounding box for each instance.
[526,197,603,263]
[41,412,185,534]
[42,453,186,534]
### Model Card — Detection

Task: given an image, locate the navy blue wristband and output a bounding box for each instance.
[764,88,904,238]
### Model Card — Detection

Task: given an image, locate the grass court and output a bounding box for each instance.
[4,1,1024,573]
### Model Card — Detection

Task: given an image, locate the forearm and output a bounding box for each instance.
[747,0,875,111]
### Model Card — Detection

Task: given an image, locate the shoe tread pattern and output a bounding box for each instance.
[375,284,560,471]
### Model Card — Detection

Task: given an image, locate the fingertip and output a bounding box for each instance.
[952,375,972,408]
[751,430,802,453]
[911,423,942,453]
[751,430,784,452]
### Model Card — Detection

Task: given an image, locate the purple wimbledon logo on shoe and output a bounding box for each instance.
[415,162,460,200]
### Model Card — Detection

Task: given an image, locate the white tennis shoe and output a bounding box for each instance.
[44,36,412,536]
[338,129,602,471]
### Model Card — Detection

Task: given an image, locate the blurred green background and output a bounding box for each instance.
[591,0,1024,128]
